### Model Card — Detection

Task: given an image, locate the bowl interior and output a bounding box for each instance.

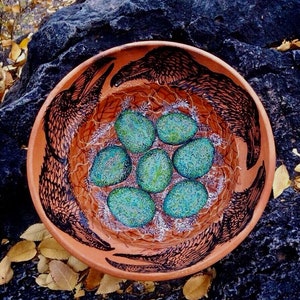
[27,41,275,280]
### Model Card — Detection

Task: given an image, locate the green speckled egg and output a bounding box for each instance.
[114,110,155,153]
[90,145,132,187]
[163,180,208,218]
[136,148,173,193]
[107,187,155,227]
[156,112,198,144]
[173,138,215,179]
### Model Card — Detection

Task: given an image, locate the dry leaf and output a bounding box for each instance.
[45,273,62,290]
[183,273,213,300]
[19,33,32,50]
[38,237,71,260]
[95,274,125,295]
[74,282,86,298]
[35,273,49,288]
[49,260,79,291]
[273,165,291,198]
[142,280,155,293]
[0,256,14,285]
[9,41,22,62]
[11,4,21,13]
[294,164,300,173]
[20,223,51,241]
[276,39,300,51]
[37,254,49,273]
[0,67,6,96]
[276,39,291,52]
[290,39,300,49]
[67,255,89,272]
[7,240,37,262]
[84,268,103,291]
[293,176,300,191]
[1,239,9,245]
[1,39,12,47]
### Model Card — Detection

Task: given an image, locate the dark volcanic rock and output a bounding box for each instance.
[0,0,299,299]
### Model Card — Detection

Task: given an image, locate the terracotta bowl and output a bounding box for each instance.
[27,41,275,280]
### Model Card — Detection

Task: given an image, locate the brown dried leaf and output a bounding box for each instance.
[46,273,62,290]
[142,280,155,293]
[20,223,51,241]
[37,254,49,273]
[49,260,79,291]
[276,39,300,51]
[0,67,6,96]
[11,4,21,13]
[276,39,291,52]
[273,165,291,198]
[0,256,14,285]
[1,239,9,245]
[293,176,300,191]
[290,39,300,49]
[9,41,22,62]
[84,268,103,291]
[183,273,213,300]
[95,274,125,295]
[74,282,86,298]
[67,256,89,272]
[1,39,12,47]
[7,240,37,262]
[38,237,71,260]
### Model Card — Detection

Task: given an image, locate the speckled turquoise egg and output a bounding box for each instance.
[136,148,173,193]
[107,187,156,227]
[163,180,208,218]
[156,112,198,144]
[173,138,215,179]
[114,110,155,153]
[90,145,132,187]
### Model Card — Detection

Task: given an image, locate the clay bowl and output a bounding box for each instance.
[27,41,275,280]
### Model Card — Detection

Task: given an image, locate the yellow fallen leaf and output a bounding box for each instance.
[37,254,49,273]
[84,268,103,291]
[183,273,213,300]
[49,260,79,291]
[19,33,33,50]
[38,237,71,260]
[7,240,37,262]
[20,223,51,241]
[95,274,125,295]
[67,255,89,272]
[294,164,300,173]
[273,164,291,198]
[0,256,14,285]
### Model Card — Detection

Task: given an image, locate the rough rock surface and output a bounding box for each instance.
[0,0,299,299]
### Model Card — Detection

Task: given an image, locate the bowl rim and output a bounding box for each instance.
[27,40,276,280]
